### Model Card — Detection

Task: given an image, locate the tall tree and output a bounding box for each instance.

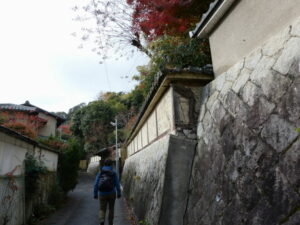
[71,100,115,153]
[127,0,212,40]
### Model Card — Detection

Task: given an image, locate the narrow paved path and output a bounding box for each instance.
[42,172,133,225]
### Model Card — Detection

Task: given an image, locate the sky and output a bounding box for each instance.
[0,0,149,113]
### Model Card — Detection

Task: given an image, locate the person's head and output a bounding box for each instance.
[104,159,113,167]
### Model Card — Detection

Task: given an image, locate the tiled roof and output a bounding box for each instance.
[0,104,37,112]
[22,101,65,124]
[190,0,237,38]
[189,0,223,38]
[0,102,66,126]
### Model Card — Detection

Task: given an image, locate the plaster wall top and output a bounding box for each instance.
[195,0,300,76]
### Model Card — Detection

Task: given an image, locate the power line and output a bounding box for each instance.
[103,61,111,91]
[91,0,112,92]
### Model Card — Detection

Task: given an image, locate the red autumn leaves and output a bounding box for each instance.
[127,0,211,40]
[0,111,46,138]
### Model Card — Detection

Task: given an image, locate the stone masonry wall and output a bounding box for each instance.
[184,17,300,224]
[123,134,197,225]
[123,135,170,225]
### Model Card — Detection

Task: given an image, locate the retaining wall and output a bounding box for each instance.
[185,16,300,225]
[123,135,197,225]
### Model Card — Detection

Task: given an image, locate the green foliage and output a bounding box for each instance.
[71,99,121,152]
[71,107,87,139]
[126,88,145,109]
[296,128,300,133]
[48,181,65,208]
[150,36,211,69]
[36,135,66,150]
[27,203,56,224]
[58,138,84,193]
[70,90,145,153]
[68,102,86,120]
[35,135,84,196]
[82,101,115,151]
[134,64,157,98]
[130,36,211,99]
[0,115,5,124]
[25,154,47,200]
[33,204,56,220]
[139,220,151,225]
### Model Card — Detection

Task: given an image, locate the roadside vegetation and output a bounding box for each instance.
[70,0,214,155]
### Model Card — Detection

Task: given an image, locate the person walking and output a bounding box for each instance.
[94,159,121,225]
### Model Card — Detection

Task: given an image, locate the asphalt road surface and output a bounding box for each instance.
[41,172,133,225]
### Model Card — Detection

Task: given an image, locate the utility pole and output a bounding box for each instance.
[111,118,119,179]
[115,118,119,180]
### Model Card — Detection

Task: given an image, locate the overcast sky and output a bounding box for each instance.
[0,0,149,113]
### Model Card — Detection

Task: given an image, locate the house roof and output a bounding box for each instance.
[22,101,65,125]
[125,66,214,147]
[189,0,236,38]
[0,101,66,126]
[0,104,37,113]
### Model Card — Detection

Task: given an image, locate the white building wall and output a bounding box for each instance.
[0,141,27,176]
[209,0,300,76]
[37,147,59,172]
[0,134,59,176]
[0,129,59,225]
[137,131,142,150]
[141,123,148,148]
[147,110,157,143]
[157,89,173,136]
[127,88,174,157]
[38,113,57,137]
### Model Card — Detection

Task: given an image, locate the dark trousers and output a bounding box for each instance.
[99,193,116,225]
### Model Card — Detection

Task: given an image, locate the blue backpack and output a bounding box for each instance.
[98,170,115,192]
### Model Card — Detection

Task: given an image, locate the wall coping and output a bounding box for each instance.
[0,125,59,154]
[125,67,214,147]
[190,0,237,38]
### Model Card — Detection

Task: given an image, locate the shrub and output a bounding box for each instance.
[33,204,55,220]
[25,153,47,200]
[36,136,66,149]
[139,220,151,225]
[58,138,84,193]
[47,181,65,208]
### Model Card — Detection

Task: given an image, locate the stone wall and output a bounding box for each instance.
[123,134,197,225]
[25,172,56,221]
[123,81,205,224]
[123,135,170,225]
[0,175,25,225]
[184,17,300,225]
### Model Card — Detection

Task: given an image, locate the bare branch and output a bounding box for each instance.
[73,0,151,60]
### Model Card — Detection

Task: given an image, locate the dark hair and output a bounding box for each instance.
[104,159,113,166]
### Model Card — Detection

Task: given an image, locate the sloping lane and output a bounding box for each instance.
[42,172,132,225]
